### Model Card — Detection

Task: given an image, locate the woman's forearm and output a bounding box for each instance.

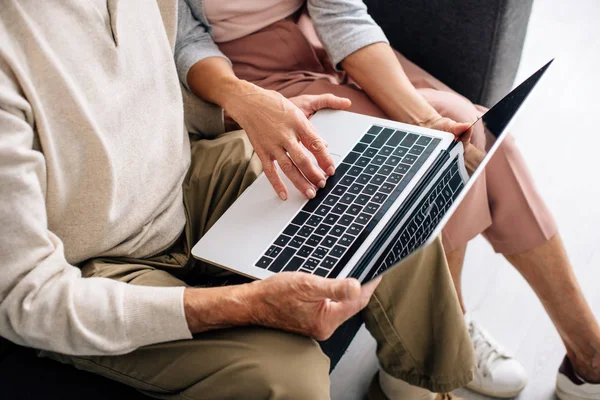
[340,43,440,125]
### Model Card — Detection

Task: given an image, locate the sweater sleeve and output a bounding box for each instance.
[307,0,389,68]
[0,62,192,356]
[175,0,230,91]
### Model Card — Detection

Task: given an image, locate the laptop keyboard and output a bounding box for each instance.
[364,157,465,281]
[254,125,441,278]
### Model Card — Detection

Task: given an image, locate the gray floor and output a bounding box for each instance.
[331,0,600,398]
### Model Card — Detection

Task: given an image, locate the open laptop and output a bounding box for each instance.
[192,60,552,284]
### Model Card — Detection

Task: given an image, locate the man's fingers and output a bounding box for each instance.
[275,151,316,199]
[451,122,472,136]
[260,155,288,200]
[299,120,336,176]
[286,141,327,189]
[360,276,382,308]
[310,277,361,302]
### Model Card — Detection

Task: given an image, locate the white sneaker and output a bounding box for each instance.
[557,356,600,399]
[464,313,528,398]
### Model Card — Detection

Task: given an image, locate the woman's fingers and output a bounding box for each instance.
[311,93,352,112]
[259,153,288,201]
[286,140,327,189]
[274,150,317,199]
[298,119,336,176]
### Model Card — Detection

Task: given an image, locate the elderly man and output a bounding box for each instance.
[0,1,473,399]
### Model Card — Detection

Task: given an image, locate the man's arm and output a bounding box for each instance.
[0,60,192,356]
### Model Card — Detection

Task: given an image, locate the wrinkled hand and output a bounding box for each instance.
[247,272,381,340]
[225,84,351,200]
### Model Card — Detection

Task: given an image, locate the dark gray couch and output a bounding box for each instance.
[0,0,532,398]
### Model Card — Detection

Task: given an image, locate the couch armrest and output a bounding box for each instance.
[364,0,533,107]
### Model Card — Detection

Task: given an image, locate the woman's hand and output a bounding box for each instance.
[224,82,351,200]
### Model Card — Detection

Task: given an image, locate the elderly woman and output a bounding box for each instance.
[175,1,600,399]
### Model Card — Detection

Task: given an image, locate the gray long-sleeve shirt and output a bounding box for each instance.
[175,0,389,89]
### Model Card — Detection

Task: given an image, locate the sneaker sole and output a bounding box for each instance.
[466,382,526,398]
[556,385,597,400]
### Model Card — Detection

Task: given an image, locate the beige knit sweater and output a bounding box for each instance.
[0,0,221,355]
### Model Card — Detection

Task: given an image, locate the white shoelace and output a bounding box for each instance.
[466,316,510,378]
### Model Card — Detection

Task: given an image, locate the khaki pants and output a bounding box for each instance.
[41,131,474,399]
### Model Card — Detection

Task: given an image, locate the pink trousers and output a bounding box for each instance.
[218,17,557,255]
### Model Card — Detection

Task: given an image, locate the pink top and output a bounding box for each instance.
[204,0,305,43]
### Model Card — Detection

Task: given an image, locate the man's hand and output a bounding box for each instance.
[224,83,351,201]
[184,272,381,341]
[420,114,473,144]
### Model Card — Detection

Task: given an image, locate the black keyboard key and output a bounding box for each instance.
[364,147,378,158]
[333,203,348,215]
[378,165,394,176]
[435,195,446,209]
[380,182,395,194]
[313,246,328,259]
[283,224,300,236]
[387,173,403,184]
[348,166,363,177]
[364,184,378,195]
[324,195,339,207]
[379,146,394,157]
[340,175,356,186]
[370,174,386,185]
[332,185,347,197]
[320,257,337,270]
[315,205,332,216]
[339,234,354,246]
[356,173,371,185]
[372,155,386,165]
[364,165,379,175]
[364,202,379,214]
[306,215,323,227]
[442,187,453,202]
[255,256,273,269]
[266,245,282,258]
[355,212,371,225]
[304,258,319,271]
[409,145,425,155]
[355,194,370,205]
[344,151,360,164]
[339,214,354,226]
[275,235,291,247]
[353,142,367,153]
[392,147,409,157]
[347,204,363,216]
[347,223,362,236]
[395,164,410,174]
[330,245,346,258]
[371,128,394,148]
[403,154,418,164]
[360,134,376,144]
[315,224,332,236]
[314,268,329,277]
[292,211,310,226]
[349,183,364,194]
[283,256,304,272]
[324,214,340,225]
[306,234,323,247]
[330,225,346,237]
[322,235,338,248]
[289,236,306,248]
[372,192,388,204]
[449,172,462,192]
[356,157,370,167]
[269,247,296,272]
[385,156,402,166]
[368,125,383,134]
[416,136,432,146]
[340,193,357,205]
[297,245,313,258]
[400,133,419,147]
[387,131,407,147]
[298,226,314,237]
